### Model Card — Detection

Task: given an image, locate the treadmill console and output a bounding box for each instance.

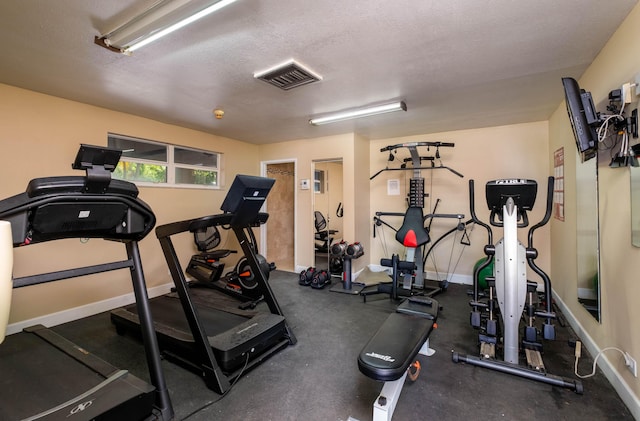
[221,175,275,227]
[0,144,155,246]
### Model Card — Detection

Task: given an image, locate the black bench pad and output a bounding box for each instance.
[358,312,435,381]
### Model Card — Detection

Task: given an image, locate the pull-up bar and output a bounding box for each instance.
[370,165,464,180]
[380,141,455,152]
[371,141,463,180]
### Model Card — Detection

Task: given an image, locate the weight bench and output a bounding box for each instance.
[358,296,439,420]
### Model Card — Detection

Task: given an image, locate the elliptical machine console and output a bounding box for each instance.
[485,179,537,226]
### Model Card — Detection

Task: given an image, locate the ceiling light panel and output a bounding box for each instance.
[309,101,407,125]
[96,0,238,54]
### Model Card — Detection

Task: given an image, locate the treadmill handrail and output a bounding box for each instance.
[26,176,139,198]
[13,260,134,288]
[155,212,269,239]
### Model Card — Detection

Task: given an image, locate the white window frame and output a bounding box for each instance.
[108,133,222,189]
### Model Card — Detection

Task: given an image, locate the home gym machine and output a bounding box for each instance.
[452,177,582,393]
[111,174,296,394]
[0,144,173,420]
[364,141,466,300]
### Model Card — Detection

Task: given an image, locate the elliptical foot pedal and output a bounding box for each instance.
[525,349,546,372]
[480,342,495,359]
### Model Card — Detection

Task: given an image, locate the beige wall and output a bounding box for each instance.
[352,133,371,272]
[260,121,550,281]
[549,2,640,405]
[1,83,260,323]
[369,121,550,282]
[259,133,364,270]
[259,133,372,274]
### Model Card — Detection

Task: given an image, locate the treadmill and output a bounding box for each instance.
[111,174,297,394]
[0,145,173,421]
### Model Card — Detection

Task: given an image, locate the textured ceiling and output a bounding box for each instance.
[0,0,637,144]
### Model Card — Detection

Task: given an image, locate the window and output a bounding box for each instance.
[108,134,220,188]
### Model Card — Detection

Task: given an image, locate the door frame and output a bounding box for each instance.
[261,159,297,270]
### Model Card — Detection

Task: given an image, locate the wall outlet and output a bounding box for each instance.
[622,83,633,104]
[625,352,638,377]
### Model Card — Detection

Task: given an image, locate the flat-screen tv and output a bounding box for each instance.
[221,175,275,226]
[562,77,599,162]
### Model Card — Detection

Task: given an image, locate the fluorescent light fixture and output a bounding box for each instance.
[95,0,238,54]
[309,101,407,126]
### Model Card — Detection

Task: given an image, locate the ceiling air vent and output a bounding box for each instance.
[254,60,322,91]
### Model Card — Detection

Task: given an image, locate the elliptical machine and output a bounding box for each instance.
[452,177,582,393]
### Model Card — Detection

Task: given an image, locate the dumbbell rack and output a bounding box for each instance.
[330,241,365,294]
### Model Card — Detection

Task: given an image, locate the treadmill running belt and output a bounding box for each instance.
[113,291,288,373]
[150,294,249,337]
[0,328,155,420]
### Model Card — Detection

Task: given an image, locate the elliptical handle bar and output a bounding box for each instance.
[525,176,555,317]
[468,180,492,238]
[527,176,554,248]
[469,179,494,303]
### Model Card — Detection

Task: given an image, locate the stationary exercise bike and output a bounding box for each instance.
[185,222,275,307]
[452,177,582,393]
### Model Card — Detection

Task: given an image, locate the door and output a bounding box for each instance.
[264,161,296,272]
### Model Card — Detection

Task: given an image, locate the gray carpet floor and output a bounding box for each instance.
[44,270,633,421]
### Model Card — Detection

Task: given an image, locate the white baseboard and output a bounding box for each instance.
[326,266,544,292]
[6,283,173,336]
[366,266,474,286]
[553,291,640,420]
[578,287,598,300]
[426,270,473,286]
